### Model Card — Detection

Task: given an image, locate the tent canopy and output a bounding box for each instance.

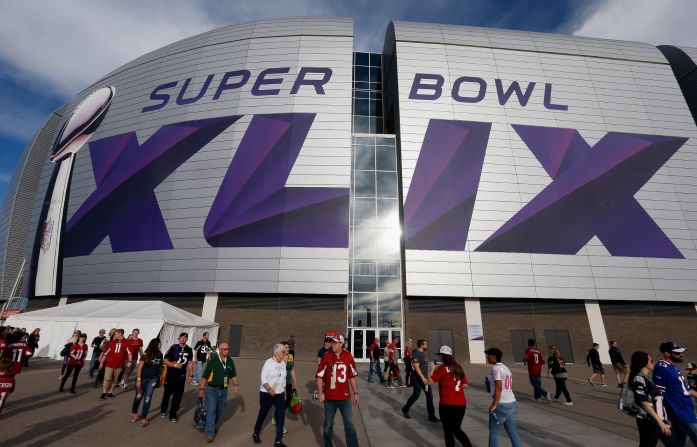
[5,300,218,359]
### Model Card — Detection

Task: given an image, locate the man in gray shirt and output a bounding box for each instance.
[401,339,439,422]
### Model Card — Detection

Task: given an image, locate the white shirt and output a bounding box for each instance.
[486,362,516,404]
[259,357,286,394]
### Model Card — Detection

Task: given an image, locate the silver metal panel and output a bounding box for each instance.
[51,18,353,296]
[394,22,697,302]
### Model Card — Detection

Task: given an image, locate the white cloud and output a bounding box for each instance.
[573,0,697,48]
[0,1,219,96]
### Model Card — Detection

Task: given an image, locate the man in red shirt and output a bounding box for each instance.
[99,329,132,399]
[120,328,144,390]
[2,338,33,376]
[0,357,15,414]
[524,339,551,403]
[316,333,359,447]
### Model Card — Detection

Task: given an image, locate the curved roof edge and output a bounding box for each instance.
[658,44,697,127]
[389,20,666,64]
[84,16,353,98]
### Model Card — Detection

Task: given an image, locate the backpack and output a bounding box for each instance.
[618,383,644,418]
[60,342,72,357]
[193,397,206,430]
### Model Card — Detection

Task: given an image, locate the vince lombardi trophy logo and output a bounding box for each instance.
[34,86,115,296]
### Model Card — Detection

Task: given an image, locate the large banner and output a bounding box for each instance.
[52,19,353,296]
[394,23,697,301]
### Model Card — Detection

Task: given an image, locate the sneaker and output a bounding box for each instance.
[107,393,116,399]
[170,417,178,423]
[70,389,77,394]
[191,381,199,385]
[600,383,608,387]
[386,384,396,389]
[58,374,63,380]
[283,427,288,434]
[160,412,167,418]
[139,419,149,427]
[274,442,287,447]
[122,384,129,391]
[272,417,276,425]
[252,433,262,444]
[545,393,552,403]
[562,402,574,406]
[119,381,126,390]
[428,416,440,422]
[131,413,139,422]
[531,398,541,402]
[401,409,411,419]
[587,379,595,386]
[99,393,107,400]
[398,385,407,388]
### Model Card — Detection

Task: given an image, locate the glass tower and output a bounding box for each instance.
[348,52,404,360]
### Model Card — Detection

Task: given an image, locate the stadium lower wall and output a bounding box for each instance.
[601,302,697,360]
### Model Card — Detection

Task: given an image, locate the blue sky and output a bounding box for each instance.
[1,0,696,201]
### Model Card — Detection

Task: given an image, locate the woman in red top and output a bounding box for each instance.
[59,334,89,394]
[428,345,472,447]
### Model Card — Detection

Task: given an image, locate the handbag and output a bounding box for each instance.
[194,396,206,429]
[290,389,303,415]
[157,365,167,388]
[618,383,643,418]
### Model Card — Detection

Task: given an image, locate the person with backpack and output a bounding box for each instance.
[546,347,573,405]
[628,351,671,446]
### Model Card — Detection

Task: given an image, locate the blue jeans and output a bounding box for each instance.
[89,352,100,378]
[131,377,157,420]
[669,417,697,446]
[254,391,285,443]
[204,386,228,438]
[528,375,548,399]
[368,360,385,383]
[489,401,522,447]
[324,399,358,447]
[195,360,205,383]
[402,379,436,417]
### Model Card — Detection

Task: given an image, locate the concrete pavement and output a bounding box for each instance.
[4,357,691,446]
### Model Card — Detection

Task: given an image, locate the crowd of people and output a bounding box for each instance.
[1,323,697,447]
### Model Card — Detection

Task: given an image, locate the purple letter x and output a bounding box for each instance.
[477,125,687,258]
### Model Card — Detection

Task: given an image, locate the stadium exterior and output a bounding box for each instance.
[2,17,697,363]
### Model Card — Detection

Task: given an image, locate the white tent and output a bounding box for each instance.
[4,300,218,359]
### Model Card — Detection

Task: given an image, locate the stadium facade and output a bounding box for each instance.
[2,17,697,363]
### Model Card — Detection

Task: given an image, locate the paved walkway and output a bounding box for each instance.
[3,357,684,446]
[357,362,638,447]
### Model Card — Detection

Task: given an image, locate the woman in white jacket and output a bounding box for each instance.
[252,343,287,447]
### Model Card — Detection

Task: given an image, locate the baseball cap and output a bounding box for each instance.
[179,332,189,338]
[685,362,697,370]
[439,345,453,355]
[484,347,503,358]
[325,331,337,342]
[660,341,686,354]
[329,333,345,343]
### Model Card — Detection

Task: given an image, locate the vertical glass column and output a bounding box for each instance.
[349,135,403,330]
